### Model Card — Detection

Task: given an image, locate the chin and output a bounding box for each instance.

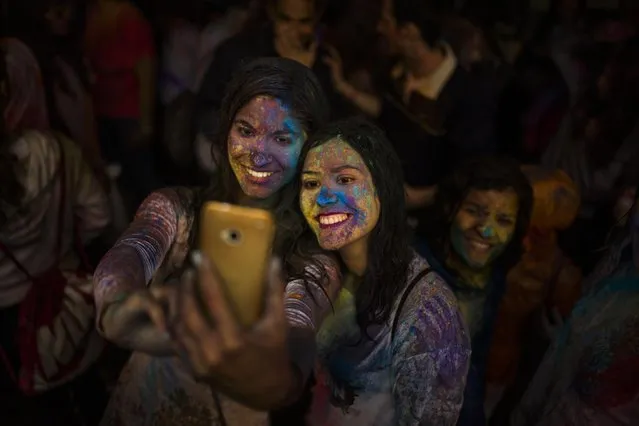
[318,238,348,252]
[239,183,281,199]
[466,257,489,270]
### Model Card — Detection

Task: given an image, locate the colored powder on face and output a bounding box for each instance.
[449,189,518,270]
[300,139,379,251]
[227,96,305,199]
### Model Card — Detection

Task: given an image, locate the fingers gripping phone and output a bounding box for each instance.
[199,202,276,327]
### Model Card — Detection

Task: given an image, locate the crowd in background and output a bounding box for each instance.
[0,0,638,425]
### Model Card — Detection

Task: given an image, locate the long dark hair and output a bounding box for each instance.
[195,57,330,261]
[419,157,533,273]
[294,117,413,330]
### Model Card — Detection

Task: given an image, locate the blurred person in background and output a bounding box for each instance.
[512,176,639,426]
[325,0,497,211]
[486,167,582,422]
[85,0,161,213]
[542,38,639,273]
[159,0,254,177]
[196,0,352,145]
[415,157,533,426]
[3,0,107,184]
[0,43,111,425]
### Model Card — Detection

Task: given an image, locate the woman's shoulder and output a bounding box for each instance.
[408,255,459,303]
[395,254,465,336]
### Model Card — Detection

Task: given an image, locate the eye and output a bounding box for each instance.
[302,179,320,190]
[275,135,293,145]
[464,206,479,215]
[336,175,355,185]
[237,125,254,137]
[497,217,514,227]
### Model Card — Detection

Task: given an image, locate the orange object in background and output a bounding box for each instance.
[486,167,583,386]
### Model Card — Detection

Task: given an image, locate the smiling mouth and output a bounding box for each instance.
[242,166,278,182]
[467,238,491,252]
[317,213,352,228]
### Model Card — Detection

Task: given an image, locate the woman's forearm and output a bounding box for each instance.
[93,190,183,352]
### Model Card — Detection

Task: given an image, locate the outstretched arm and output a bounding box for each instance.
[94,188,192,354]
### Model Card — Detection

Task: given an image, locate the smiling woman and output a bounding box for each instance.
[300,138,380,257]
[93,57,333,426]
[228,95,304,199]
[295,118,470,425]
[415,157,533,426]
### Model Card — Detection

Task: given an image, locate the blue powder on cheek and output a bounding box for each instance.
[282,114,303,169]
[334,189,369,225]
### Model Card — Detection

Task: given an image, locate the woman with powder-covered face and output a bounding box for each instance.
[169,118,471,425]
[93,57,338,426]
[299,120,470,425]
[415,157,533,426]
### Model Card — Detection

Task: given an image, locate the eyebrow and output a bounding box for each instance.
[465,200,516,219]
[331,165,361,173]
[302,165,361,175]
[234,118,300,136]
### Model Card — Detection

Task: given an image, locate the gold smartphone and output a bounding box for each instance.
[199,202,276,327]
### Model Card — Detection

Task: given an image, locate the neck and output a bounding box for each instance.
[445,251,491,290]
[404,46,446,78]
[339,239,368,277]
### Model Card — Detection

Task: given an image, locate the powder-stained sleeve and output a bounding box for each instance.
[93,188,185,330]
[391,273,471,426]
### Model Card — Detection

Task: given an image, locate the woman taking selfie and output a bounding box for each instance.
[170,118,471,425]
[93,57,333,425]
[415,157,533,426]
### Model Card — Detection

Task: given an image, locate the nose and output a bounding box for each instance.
[317,186,338,207]
[479,224,495,239]
[250,151,272,167]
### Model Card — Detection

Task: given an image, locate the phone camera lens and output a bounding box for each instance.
[222,229,242,245]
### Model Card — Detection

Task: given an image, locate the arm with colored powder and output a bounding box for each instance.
[391,274,471,425]
[93,188,188,355]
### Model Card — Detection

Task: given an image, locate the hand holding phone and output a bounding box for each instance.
[199,202,276,327]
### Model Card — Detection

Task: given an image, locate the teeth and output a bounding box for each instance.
[319,214,349,225]
[470,241,490,250]
[246,168,273,178]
